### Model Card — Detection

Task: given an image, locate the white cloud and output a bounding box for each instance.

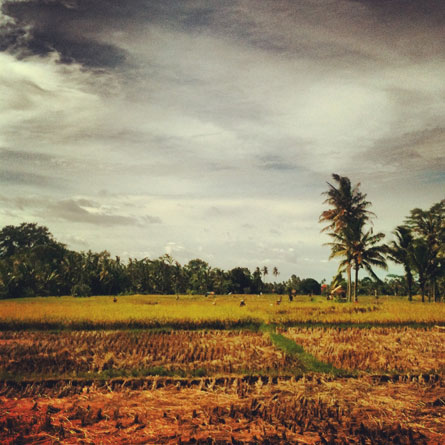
[0,52,111,147]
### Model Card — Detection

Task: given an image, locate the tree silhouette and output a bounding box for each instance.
[320,174,374,301]
[386,225,414,301]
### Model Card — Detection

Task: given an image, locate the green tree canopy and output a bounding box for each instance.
[320,174,381,301]
[0,223,62,258]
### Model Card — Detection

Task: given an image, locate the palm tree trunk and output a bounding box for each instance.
[405,268,413,302]
[354,265,359,302]
[347,264,352,302]
[432,278,437,302]
[437,281,442,303]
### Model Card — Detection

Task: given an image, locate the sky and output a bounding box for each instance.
[0,0,444,282]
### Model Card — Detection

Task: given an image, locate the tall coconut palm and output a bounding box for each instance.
[327,218,387,302]
[320,174,373,233]
[320,174,374,300]
[386,225,414,301]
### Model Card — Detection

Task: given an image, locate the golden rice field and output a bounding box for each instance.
[1,294,444,443]
[0,293,444,328]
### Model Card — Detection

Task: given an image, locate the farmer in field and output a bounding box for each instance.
[330,285,346,300]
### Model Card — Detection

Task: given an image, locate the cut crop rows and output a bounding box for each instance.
[0,330,298,378]
[1,376,443,444]
[284,327,445,373]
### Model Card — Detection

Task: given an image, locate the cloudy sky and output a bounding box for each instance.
[0,0,444,281]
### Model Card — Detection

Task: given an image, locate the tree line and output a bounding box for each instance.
[0,223,323,298]
[320,174,444,302]
[0,175,443,300]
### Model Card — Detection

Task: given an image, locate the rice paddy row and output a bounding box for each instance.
[1,326,443,382]
[0,294,444,330]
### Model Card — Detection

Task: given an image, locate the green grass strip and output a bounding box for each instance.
[266,325,351,377]
[269,332,304,355]
[0,366,209,382]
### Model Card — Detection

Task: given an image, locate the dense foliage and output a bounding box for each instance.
[320,174,444,302]
[0,223,319,298]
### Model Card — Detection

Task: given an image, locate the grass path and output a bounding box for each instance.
[262,323,351,376]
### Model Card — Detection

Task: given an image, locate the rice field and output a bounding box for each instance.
[0,330,298,379]
[0,293,444,329]
[1,294,444,443]
[284,327,445,373]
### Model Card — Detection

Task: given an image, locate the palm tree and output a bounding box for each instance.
[406,201,444,301]
[386,225,414,301]
[326,229,354,301]
[350,227,387,301]
[410,239,431,302]
[320,174,374,300]
[320,174,373,233]
[327,219,387,302]
[272,266,279,278]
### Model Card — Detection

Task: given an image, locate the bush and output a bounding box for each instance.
[71,283,92,297]
[300,278,321,295]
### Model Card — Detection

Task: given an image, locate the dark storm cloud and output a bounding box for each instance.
[215,0,445,64]
[349,0,445,60]
[3,0,443,74]
[209,1,367,60]
[0,20,26,52]
[1,0,129,66]
[0,0,230,67]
